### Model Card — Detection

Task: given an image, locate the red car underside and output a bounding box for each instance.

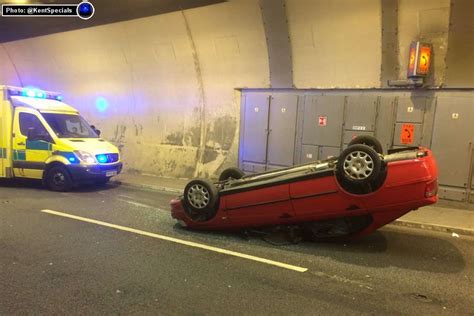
[171,148,438,239]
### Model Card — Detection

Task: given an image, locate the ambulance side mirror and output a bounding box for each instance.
[91,125,101,136]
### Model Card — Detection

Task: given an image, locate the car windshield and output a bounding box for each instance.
[41,113,98,138]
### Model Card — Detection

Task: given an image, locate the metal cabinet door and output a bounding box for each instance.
[241,94,270,164]
[302,95,345,146]
[375,96,396,150]
[431,95,474,188]
[344,95,377,131]
[267,94,298,167]
[397,97,426,123]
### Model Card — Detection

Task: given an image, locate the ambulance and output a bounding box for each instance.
[0,85,122,191]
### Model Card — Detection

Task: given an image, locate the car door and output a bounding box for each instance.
[12,109,54,179]
[223,183,295,227]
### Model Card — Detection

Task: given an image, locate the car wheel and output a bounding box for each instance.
[46,165,73,192]
[336,144,381,186]
[218,167,245,181]
[348,135,384,154]
[183,179,219,221]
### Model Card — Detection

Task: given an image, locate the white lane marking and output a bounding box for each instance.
[41,209,308,273]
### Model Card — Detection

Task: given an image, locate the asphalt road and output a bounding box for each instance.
[1,179,473,315]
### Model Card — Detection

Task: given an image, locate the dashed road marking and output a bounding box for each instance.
[41,209,308,273]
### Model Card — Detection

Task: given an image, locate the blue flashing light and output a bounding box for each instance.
[95,97,109,113]
[56,95,63,101]
[68,157,77,163]
[96,154,108,164]
[24,89,36,97]
[36,91,45,98]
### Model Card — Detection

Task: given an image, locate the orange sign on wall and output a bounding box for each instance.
[401,124,415,145]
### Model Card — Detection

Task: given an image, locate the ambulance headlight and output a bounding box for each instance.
[74,151,97,164]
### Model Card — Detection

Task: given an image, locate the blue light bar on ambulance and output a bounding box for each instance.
[6,86,63,101]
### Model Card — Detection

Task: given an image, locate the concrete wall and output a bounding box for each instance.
[0,0,471,179]
[286,0,382,88]
[0,1,269,178]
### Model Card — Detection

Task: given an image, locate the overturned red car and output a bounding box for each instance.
[170,136,438,239]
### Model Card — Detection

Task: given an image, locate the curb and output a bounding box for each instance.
[390,219,474,237]
[114,179,473,237]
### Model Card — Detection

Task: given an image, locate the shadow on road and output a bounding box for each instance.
[279,228,465,274]
[173,224,465,274]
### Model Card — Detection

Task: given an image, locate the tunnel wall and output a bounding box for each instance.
[286,0,382,88]
[0,0,470,179]
[0,1,270,179]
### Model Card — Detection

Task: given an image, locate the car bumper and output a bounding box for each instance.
[67,162,123,181]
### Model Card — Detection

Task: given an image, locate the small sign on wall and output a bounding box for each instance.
[401,123,415,144]
[318,116,327,126]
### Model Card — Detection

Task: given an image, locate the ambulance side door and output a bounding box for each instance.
[12,109,54,179]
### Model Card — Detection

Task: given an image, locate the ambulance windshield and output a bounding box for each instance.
[41,113,99,138]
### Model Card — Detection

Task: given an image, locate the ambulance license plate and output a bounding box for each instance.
[106,170,118,177]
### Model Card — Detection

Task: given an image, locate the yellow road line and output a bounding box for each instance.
[41,209,308,273]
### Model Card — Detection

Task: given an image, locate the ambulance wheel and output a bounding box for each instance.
[46,165,73,192]
[219,167,245,181]
[183,179,219,222]
[348,135,384,154]
[336,144,382,193]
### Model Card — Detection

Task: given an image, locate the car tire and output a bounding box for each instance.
[218,167,245,181]
[183,179,219,222]
[348,135,384,154]
[45,165,73,192]
[336,144,382,189]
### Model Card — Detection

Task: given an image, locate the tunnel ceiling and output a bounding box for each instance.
[0,0,225,43]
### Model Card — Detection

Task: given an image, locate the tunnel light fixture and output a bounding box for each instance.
[387,41,432,88]
[407,41,432,79]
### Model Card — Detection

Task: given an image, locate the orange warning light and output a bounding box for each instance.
[408,46,416,75]
[417,45,431,75]
[407,41,432,78]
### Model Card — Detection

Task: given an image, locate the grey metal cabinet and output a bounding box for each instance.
[344,95,377,131]
[431,96,474,193]
[375,96,396,151]
[240,93,298,171]
[267,95,298,167]
[302,95,345,147]
[396,97,426,123]
[241,93,270,164]
[301,145,319,163]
